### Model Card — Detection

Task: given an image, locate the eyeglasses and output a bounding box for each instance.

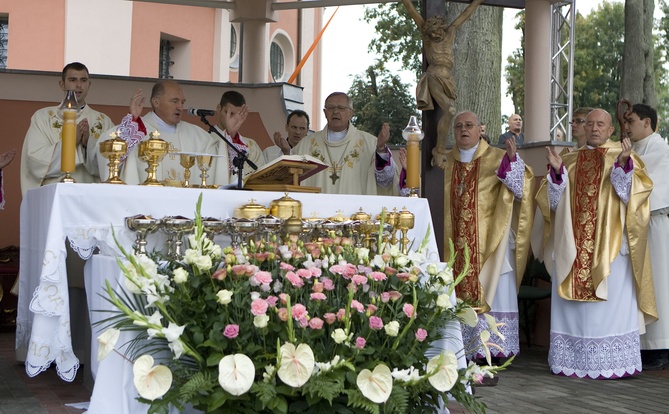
[324,105,350,112]
[569,118,586,125]
[454,122,478,130]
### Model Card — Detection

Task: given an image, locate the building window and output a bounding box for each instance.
[159,39,174,79]
[0,17,8,69]
[230,26,237,59]
[270,41,284,82]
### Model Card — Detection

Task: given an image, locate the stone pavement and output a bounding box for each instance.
[1,329,669,413]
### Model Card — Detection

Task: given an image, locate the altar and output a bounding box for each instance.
[17,183,457,412]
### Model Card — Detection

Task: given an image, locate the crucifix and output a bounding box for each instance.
[329,169,340,184]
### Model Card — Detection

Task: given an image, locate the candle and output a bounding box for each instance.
[406,135,420,189]
[61,109,76,173]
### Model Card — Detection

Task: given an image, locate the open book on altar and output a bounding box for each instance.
[244,154,328,193]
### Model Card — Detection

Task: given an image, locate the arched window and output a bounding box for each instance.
[270,41,284,82]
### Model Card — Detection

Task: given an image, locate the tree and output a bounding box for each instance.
[504,11,525,117]
[621,0,657,108]
[348,64,419,146]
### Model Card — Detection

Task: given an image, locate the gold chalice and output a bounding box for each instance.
[139,131,169,186]
[125,214,159,255]
[196,155,215,188]
[397,207,415,254]
[180,154,196,188]
[100,133,128,184]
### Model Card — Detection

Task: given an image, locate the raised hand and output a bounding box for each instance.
[376,122,390,152]
[618,137,632,166]
[399,147,407,170]
[274,131,291,155]
[129,89,145,119]
[224,104,249,137]
[0,149,17,170]
[505,136,517,160]
[545,146,562,171]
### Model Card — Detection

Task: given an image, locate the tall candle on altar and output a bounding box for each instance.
[402,116,424,190]
[61,109,76,173]
[58,90,79,174]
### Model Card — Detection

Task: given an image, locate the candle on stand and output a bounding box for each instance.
[61,109,76,173]
[402,116,424,195]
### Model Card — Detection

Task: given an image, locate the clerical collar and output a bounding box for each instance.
[459,142,479,163]
[327,128,348,143]
[149,112,177,133]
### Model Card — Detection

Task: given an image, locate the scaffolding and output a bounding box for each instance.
[550,1,576,141]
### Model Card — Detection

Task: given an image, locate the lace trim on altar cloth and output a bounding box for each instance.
[499,155,525,200]
[24,333,80,382]
[610,165,632,205]
[67,235,98,260]
[461,311,519,360]
[547,167,567,211]
[548,331,641,379]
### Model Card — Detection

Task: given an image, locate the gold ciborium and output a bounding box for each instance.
[139,131,169,186]
[100,132,128,184]
[397,207,415,254]
[180,154,196,188]
[196,155,215,188]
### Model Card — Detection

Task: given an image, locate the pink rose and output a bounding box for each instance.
[266,295,279,307]
[251,298,269,316]
[279,293,288,305]
[355,337,366,349]
[369,316,384,330]
[323,313,337,324]
[352,275,368,285]
[312,281,324,293]
[415,328,428,342]
[298,317,309,328]
[280,262,295,271]
[397,272,413,282]
[310,267,322,278]
[212,268,227,281]
[336,308,346,321]
[340,237,353,246]
[297,268,312,279]
[286,271,304,287]
[366,304,378,315]
[309,317,324,330]
[403,303,416,318]
[389,291,402,301]
[253,271,273,285]
[351,300,364,313]
[292,303,308,320]
[381,292,391,303]
[310,292,327,301]
[321,278,335,291]
[384,266,397,277]
[370,271,387,282]
[277,307,289,321]
[223,324,239,339]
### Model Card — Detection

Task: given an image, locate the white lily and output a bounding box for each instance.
[218,354,255,396]
[357,364,393,403]
[426,351,458,392]
[277,343,315,387]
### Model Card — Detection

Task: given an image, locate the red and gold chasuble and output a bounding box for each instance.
[443,140,534,312]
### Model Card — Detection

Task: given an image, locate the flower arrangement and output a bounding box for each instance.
[98,195,507,414]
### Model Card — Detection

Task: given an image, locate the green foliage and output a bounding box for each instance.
[363,2,422,78]
[344,389,380,414]
[348,64,419,145]
[504,11,525,116]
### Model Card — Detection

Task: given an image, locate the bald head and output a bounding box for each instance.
[584,109,615,147]
[508,114,522,134]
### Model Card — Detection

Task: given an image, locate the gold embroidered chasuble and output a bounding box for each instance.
[444,140,534,312]
[533,140,657,323]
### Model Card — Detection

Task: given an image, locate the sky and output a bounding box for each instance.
[318,0,617,126]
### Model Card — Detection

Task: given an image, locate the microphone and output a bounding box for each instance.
[188,108,216,117]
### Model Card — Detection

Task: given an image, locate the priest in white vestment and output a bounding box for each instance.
[20,62,115,196]
[291,92,397,195]
[209,91,264,187]
[98,81,230,187]
[625,103,669,370]
[532,108,657,379]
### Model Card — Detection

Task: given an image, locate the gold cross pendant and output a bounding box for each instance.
[329,170,340,184]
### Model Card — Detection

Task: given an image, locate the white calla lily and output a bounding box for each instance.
[133,355,173,400]
[277,343,315,387]
[426,351,458,392]
[218,354,255,396]
[97,328,120,361]
[457,306,479,327]
[356,364,393,403]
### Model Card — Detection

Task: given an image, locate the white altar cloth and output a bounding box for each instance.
[17,183,441,383]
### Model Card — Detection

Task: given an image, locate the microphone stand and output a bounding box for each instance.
[197,114,257,190]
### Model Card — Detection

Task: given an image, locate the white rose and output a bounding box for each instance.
[437,268,454,285]
[356,248,370,261]
[173,267,189,284]
[254,314,269,328]
[184,249,199,265]
[384,321,400,337]
[436,294,453,309]
[217,289,233,305]
[426,263,439,276]
[331,328,348,344]
[194,255,213,272]
[395,256,409,267]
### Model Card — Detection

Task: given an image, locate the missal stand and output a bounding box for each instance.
[244,155,327,193]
